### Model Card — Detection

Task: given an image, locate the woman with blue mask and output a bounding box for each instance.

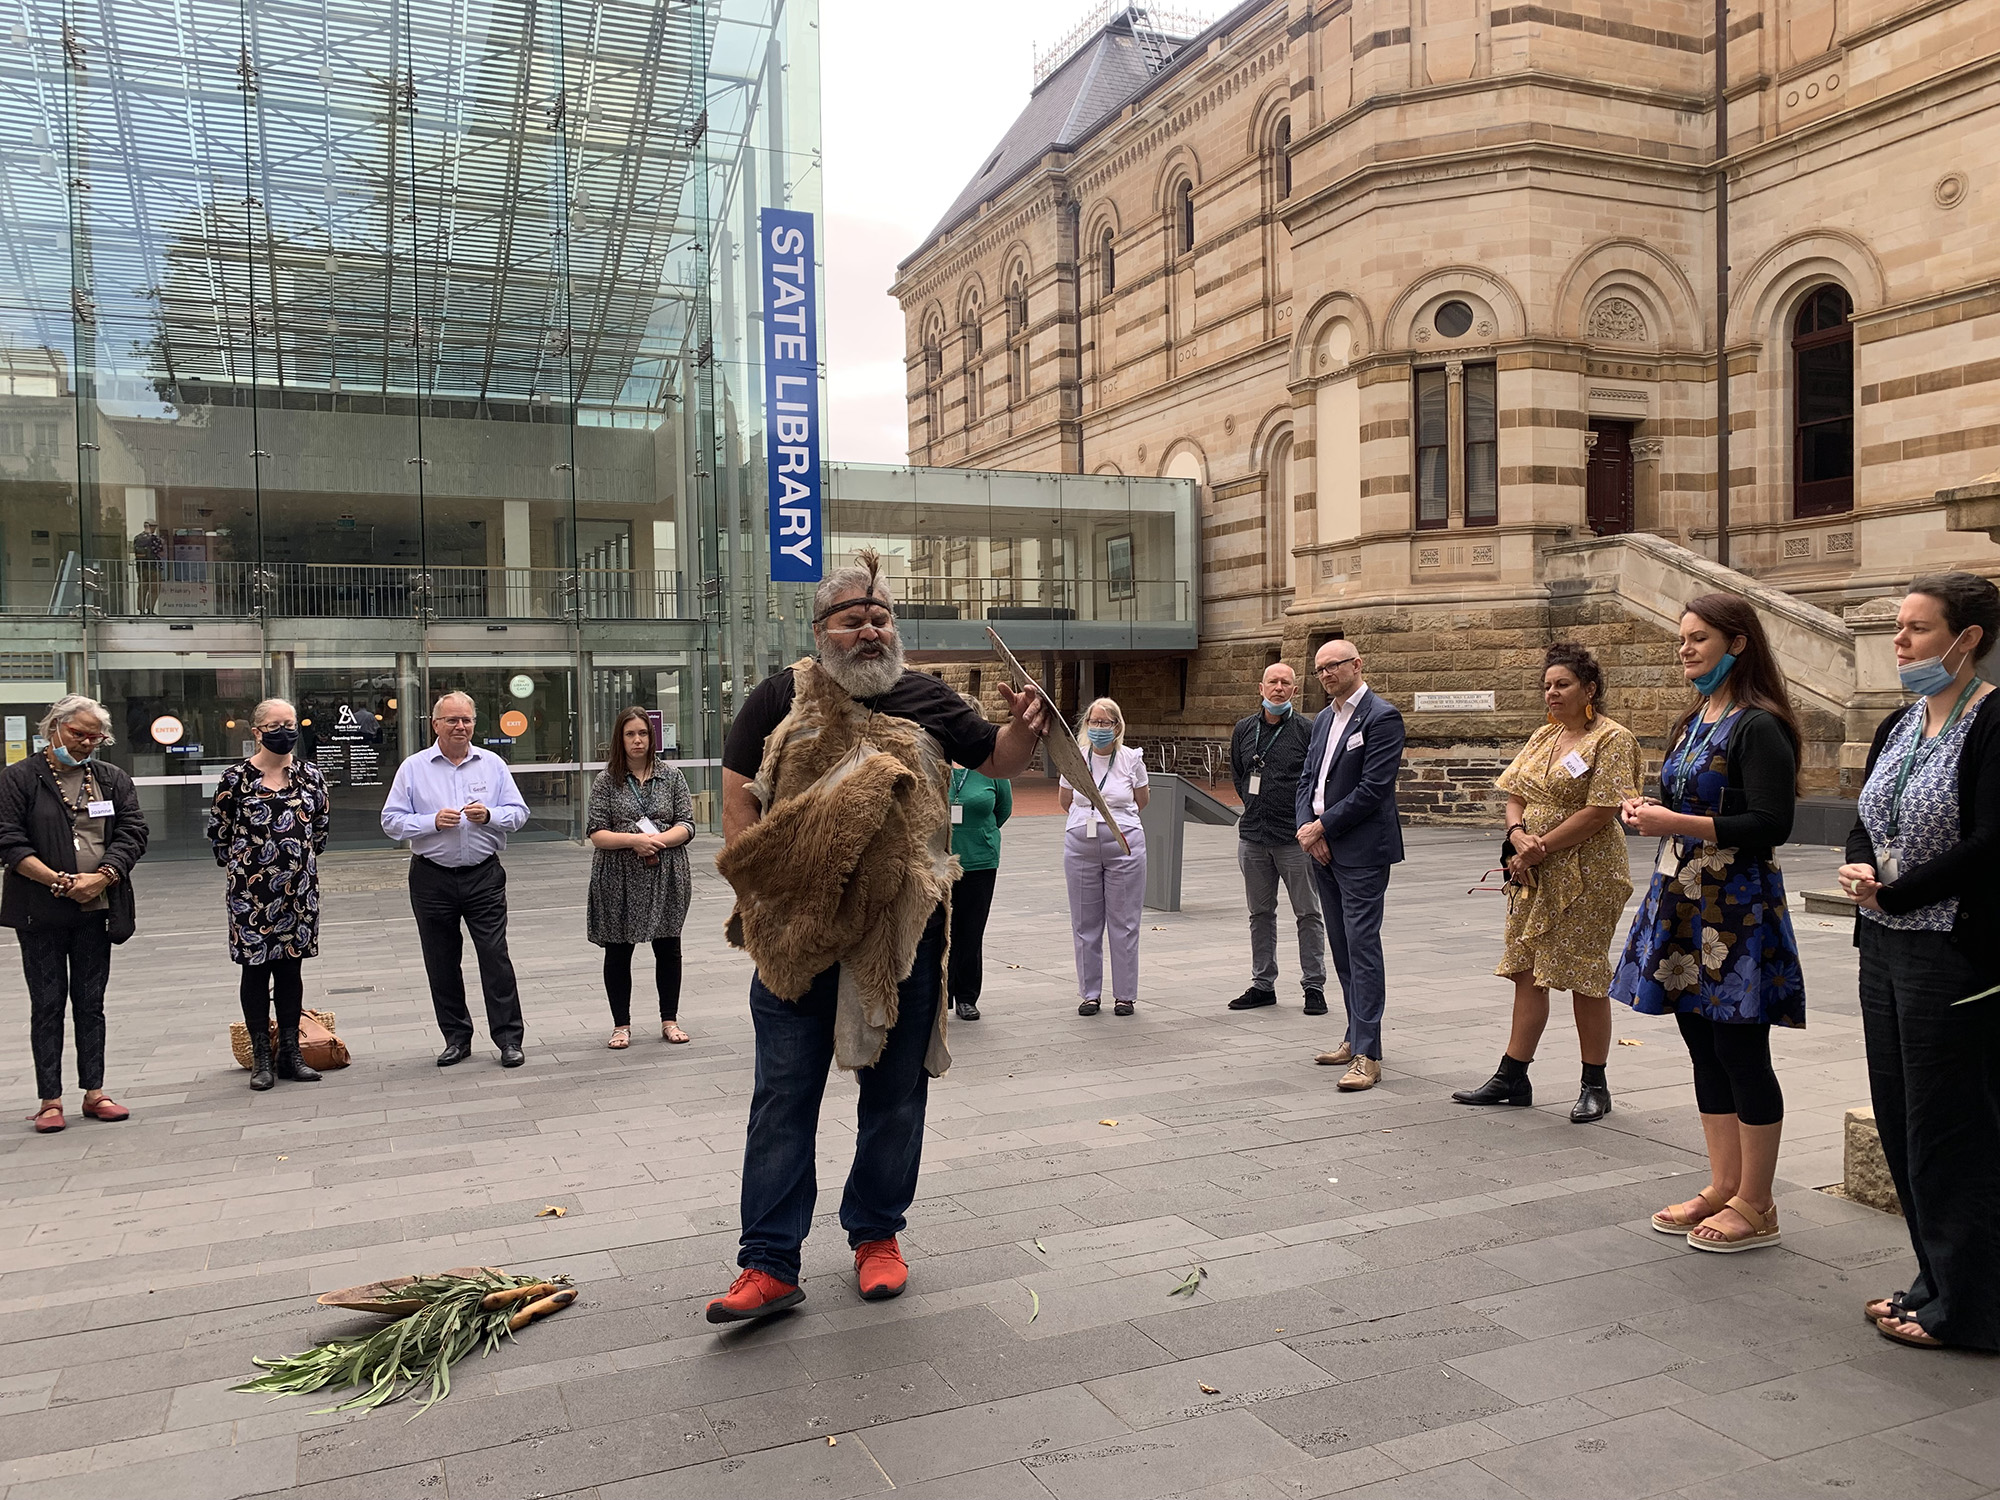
[1839,572,2000,1352]
[1613,593,1806,1253]
[1058,697,1149,1016]
[207,697,331,1091]
[0,695,149,1132]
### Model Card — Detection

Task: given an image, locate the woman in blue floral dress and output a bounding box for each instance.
[1614,594,1805,1253]
[207,698,331,1091]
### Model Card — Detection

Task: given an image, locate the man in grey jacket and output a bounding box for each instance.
[1226,662,1327,1015]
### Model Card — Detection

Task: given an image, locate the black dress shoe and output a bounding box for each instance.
[1228,986,1277,1011]
[1303,987,1328,1016]
[499,1046,526,1068]
[436,1042,471,1067]
[955,1000,980,1020]
[1452,1054,1533,1107]
[1570,1083,1612,1123]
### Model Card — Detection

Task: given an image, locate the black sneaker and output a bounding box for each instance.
[1303,987,1328,1016]
[955,999,981,1021]
[1228,986,1278,1011]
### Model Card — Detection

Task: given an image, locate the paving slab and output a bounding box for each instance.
[0,824,1932,1497]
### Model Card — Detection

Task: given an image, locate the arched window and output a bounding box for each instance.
[1268,432,1293,591]
[962,297,983,424]
[1007,278,1028,405]
[1174,180,1195,256]
[1274,117,1291,200]
[1793,284,1853,517]
[922,321,943,442]
[1100,228,1116,295]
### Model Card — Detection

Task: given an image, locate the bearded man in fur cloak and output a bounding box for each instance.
[705,550,1050,1322]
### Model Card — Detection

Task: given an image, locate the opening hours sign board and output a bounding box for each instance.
[760,208,823,583]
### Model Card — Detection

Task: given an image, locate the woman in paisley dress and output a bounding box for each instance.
[1839,574,2000,1351]
[586,707,695,1049]
[1614,594,1805,1253]
[1453,644,1640,1123]
[206,698,331,1091]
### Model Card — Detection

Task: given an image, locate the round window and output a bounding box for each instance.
[1433,300,1475,338]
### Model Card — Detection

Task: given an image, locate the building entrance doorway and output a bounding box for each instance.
[1586,421,1635,536]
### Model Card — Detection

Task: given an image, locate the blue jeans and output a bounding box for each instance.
[737,907,943,1284]
[1310,859,1390,1059]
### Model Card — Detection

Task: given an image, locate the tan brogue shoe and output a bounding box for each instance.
[1314,1043,1354,1067]
[1336,1056,1381,1091]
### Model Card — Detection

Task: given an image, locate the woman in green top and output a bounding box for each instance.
[949,699,1012,1021]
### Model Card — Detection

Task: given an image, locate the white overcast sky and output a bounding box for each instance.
[818,0,1095,464]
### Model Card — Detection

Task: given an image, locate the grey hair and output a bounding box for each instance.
[1077,696,1126,755]
[813,546,896,621]
[250,697,295,727]
[39,694,113,745]
[432,691,476,719]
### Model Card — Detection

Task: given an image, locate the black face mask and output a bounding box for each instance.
[259,727,299,755]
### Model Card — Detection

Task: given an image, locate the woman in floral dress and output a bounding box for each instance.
[1453,643,1640,1122]
[207,698,331,1091]
[1614,594,1805,1253]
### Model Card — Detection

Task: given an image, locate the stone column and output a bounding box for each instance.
[1632,436,1662,533]
[1840,596,1904,796]
[1444,360,1466,525]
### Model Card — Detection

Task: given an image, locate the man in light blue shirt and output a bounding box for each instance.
[381,692,532,1068]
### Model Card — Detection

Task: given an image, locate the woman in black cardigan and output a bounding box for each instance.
[1839,572,2000,1351]
[0,696,149,1133]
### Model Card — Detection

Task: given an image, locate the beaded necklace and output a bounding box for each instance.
[43,749,101,816]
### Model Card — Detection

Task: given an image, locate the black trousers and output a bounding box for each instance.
[603,938,681,1026]
[21,917,113,1099]
[1858,922,2000,1350]
[240,956,305,1034]
[408,856,525,1050]
[1674,1012,1784,1126]
[948,867,998,1008]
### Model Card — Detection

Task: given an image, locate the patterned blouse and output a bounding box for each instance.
[585,762,695,945]
[1857,702,1976,933]
[206,759,332,965]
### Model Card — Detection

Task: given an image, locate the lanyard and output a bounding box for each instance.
[1091,752,1114,795]
[1669,706,1736,806]
[1250,712,1289,766]
[950,769,968,804]
[1885,677,1981,840]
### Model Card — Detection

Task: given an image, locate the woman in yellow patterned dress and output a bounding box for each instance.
[1453,643,1641,1123]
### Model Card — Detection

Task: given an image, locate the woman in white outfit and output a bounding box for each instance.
[1059,698,1149,1016]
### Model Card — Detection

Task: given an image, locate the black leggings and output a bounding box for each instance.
[1676,1011,1784,1126]
[949,868,998,1007]
[240,956,305,1034]
[604,938,681,1027]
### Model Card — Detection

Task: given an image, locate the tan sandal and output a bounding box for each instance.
[1651,1186,1726,1235]
[662,1022,690,1044]
[1876,1315,1944,1349]
[607,1027,631,1050]
[1688,1195,1781,1253]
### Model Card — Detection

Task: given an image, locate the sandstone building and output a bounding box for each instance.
[890,0,2000,821]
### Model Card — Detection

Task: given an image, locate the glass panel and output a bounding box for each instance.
[1415,368,1447,445]
[94,655,266,859]
[1417,448,1449,525]
[1464,363,1496,442]
[1801,419,1854,484]
[1797,341,1852,426]
[1465,442,1498,521]
[425,656,577,841]
[294,655,409,848]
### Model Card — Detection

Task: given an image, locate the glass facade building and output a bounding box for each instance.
[0,0,825,854]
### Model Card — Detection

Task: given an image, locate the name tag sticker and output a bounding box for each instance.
[635,816,661,835]
[86,800,116,818]
[1560,751,1589,779]
[1346,732,1365,751]
[950,804,964,824]
[1086,813,1099,839]
[1247,773,1262,797]
[1878,845,1901,884]
[1654,838,1680,879]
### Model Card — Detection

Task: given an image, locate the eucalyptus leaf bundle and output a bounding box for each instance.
[237,1269,574,1417]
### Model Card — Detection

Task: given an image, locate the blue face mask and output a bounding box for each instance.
[51,743,92,766]
[1087,727,1116,750]
[1897,628,1970,698]
[1261,699,1290,717]
[1691,652,1737,696]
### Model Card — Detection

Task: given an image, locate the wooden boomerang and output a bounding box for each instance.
[986,627,1132,855]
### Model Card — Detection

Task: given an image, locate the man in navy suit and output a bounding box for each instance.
[1295,639,1406,1090]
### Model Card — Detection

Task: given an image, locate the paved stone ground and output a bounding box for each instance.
[2,816,1996,1500]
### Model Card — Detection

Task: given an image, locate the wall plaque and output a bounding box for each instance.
[1413,690,1496,712]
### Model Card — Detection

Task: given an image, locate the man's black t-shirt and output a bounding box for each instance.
[721,666,1001,779]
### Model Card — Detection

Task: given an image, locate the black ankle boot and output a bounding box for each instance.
[1570,1064,1611,1123]
[275,1028,321,1083]
[248,1029,275,1092]
[1452,1053,1533,1107]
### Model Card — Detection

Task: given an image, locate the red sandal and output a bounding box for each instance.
[29,1103,64,1133]
[80,1096,129,1122]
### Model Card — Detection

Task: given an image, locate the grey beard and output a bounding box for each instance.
[819,638,905,699]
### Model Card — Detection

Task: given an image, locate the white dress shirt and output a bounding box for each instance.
[1311,682,1370,819]
[380,744,531,866]
[1060,745,1148,833]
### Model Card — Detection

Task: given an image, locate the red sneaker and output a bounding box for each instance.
[854,1238,908,1301]
[704,1268,803,1324]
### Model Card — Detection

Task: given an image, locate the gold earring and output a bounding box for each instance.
[1585,702,1595,722]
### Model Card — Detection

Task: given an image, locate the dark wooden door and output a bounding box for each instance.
[1586,420,1635,535]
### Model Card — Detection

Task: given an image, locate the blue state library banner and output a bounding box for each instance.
[760,208,822,583]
